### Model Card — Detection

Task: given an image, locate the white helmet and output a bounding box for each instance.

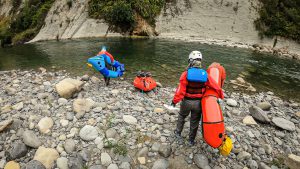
[188,51,202,61]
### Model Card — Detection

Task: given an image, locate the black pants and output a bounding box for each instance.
[176,98,202,141]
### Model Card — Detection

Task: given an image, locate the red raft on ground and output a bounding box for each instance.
[133,72,157,92]
[201,63,226,148]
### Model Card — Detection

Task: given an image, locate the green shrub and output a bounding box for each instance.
[0,18,12,46]
[4,0,54,46]
[255,0,300,42]
[12,28,36,44]
[88,0,165,33]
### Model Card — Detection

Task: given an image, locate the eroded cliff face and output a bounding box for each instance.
[156,0,300,54]
[2,0,299,55]
[30,0,120,42]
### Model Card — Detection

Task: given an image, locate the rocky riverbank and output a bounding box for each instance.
[0,70,300,169]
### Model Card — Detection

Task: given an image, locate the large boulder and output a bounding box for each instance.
[33,147,59,169]
[249,106,270,123]
[24,160,46,169]
[272,117,295,131]
[55,78,84,99]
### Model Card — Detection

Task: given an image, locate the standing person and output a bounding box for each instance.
[87,46,125,86]
[171,51,224,146]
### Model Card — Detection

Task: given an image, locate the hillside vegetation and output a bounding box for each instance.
[88,0,165,33]
[0,0,54,46]
[255,0,300,42]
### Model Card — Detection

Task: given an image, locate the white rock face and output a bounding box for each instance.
[30,0,120,42]
[156,0,300,55]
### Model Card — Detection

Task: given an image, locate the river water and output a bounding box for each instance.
[0,38,299,101]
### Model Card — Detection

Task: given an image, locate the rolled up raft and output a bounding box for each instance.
[201,66,225,148]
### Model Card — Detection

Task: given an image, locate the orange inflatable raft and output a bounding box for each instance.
[133,72,157,92]
[201,64,226,148]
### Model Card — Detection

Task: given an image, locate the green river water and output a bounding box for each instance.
[0,38,299,101]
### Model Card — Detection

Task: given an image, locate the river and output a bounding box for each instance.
[0,38,299,101]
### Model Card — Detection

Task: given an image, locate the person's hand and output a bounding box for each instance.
[171,101,176,107]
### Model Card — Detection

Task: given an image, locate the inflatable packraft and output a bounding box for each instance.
[133,72,157,92]
[201,65,226,148]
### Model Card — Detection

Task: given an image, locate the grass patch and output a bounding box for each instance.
[255,0,300,42]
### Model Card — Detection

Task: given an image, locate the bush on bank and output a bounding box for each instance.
[0,0,54,46]
[88,0,165,33]
[255,0,300,42]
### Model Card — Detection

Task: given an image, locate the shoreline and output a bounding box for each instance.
[0,69,299,169]
[155,35,300,61]
[27,35,300,61]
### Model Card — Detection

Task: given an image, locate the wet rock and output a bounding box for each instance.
[123,115,137,125]
[37,117,53,134]
[33,147,59,169]
[4,161,20,169]
[101,152,112,166]
[272,117,295,131]
[7,141,28,160]
[194,154,211,169]
[257,102,271,111]
[24,160,46,169]
[158,144,172,158]
[23,130,42,148]
[56,157,68,169]
[285,154,300,169]
[38,67,47,73]
[79,125,98,141]
[243,116,258,126]
[64,139,76,154]
[249,106,270,123]
[55,78,84,99]
[0,119,13,132]
[152,159,169,169]
[226,99,238,107]
[73,99,93,119]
